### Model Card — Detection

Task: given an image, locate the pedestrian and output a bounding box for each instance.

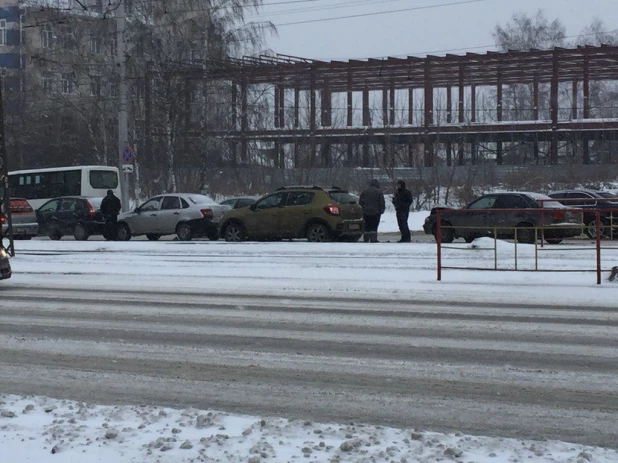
[359,179,385,243]
[392,180,413,243]
[100,189,122,240]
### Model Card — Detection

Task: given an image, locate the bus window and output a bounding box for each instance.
[90,170,118,189]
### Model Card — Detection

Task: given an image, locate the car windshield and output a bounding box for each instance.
[525,193,565,209]
[328,191,357,204]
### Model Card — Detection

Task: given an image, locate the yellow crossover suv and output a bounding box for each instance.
[220,186,365,242]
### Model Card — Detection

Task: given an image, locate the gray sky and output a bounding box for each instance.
[252,0,618,60]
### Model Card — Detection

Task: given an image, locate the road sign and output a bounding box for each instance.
[121,145,135,163]
[122,164,134,173]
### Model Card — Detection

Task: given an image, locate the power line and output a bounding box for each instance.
[273,0,484,27]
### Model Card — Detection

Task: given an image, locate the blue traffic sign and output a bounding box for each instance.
[122,146,135,163]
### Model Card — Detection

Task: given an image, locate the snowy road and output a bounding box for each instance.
[1,260,618,450]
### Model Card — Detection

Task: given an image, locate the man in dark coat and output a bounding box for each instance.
[392,180,413,242]
[100,190,122,240]
[359,179,385,243]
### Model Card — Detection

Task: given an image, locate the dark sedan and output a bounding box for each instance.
[37,197,107,240]
[548,189,618,239]
[423,192,583,244]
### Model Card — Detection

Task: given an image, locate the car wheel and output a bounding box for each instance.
[176,223,193,241]
[146,234,161,241]
[432,222,454,243]
[585,219,607,240]
[224,222,246,242]
[116,223,132,241]
[74,223,90,241]
[515,223,535,244]
[307,223,331,242]
[48,228,63,241]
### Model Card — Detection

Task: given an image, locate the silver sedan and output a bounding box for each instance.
[117,194,231,241]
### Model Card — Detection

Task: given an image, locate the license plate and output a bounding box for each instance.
[349,224,360,230]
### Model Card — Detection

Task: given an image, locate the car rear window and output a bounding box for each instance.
[525,193,565,209]
[87,198,103,210]
[187,195,216,205]
[328,191,357,204]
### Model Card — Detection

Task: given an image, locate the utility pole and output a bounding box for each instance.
[0,81,15,256]
[116,0,130,211]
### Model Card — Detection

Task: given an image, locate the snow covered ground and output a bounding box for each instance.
[380,210,429,233]
[2,238,618,461]
[1,394,617,463]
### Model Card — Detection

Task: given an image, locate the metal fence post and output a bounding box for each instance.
[494,227,498,270]
[596,211,602,285]
[437,209,442,281]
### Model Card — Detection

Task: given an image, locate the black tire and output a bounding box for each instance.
[176,222,194,241]
[74,223,89,241]
[307,223,332,242]
[207,231,219,241]
[545,238,563,245]
[116,223,132,241]
[224,222,246,242]
[432,222,454,243]
[146,234,161,241]
[48,227,62,241]
[515,223,535,244]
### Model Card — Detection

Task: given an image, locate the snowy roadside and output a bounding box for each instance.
[1,394,616,463]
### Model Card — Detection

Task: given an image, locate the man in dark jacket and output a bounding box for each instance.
[101,190,122,240]
[359,179,385,243]
[392,180,413,242]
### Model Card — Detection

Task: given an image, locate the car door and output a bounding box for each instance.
[133,197,162,234]
[243,192,287,239]
[36,199,61,234]
[492,194,530,235]
[279,191,315,238]
[459,195,498,236]
[56,198,78,234]
[157,196,183,234]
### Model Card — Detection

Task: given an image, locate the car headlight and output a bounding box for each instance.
[0,248,7,259]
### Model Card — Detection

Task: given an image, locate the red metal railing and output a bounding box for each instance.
[435,205,618,285]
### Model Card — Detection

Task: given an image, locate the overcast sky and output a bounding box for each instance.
[251,0,618,60]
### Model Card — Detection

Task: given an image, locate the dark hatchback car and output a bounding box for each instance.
[548,190,618,239]
[423,192,583,244]
[37,196,107,240]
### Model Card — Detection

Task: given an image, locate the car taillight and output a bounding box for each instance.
[200,208,213,219]
[552,210,565,221]
[324,205,340,216]
[86,201,96,217]
[0,215,5,224]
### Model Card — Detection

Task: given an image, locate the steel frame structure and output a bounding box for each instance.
[146,45,618,168]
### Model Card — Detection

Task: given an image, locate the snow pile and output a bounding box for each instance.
[1,394,616,463]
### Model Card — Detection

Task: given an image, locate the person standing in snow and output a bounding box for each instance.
[392,180,413,243]
[101,189,122,240]
[359,179,385,243]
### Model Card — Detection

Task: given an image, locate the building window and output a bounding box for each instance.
[41,24,52,48]
[0,20,6,46]
[110,82,118,97]
[62,28,75,49]
[42,75,53,94]
[90,36,101,54]
[90,76,101,96]
[61,73,73,94]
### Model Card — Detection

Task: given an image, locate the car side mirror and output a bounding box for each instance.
[249,203,257,211]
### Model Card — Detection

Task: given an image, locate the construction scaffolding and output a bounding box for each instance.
[146,45,618,169]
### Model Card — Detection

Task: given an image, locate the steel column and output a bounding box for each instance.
[470,85,476,123]
[240,75,248,162]
[362,88,370,126]
[231,82,238,128]
[382,89,388,126]
[424,59,434,166]
[273,85,280,128]
[572,80,578,120]
[389,81,396,125]
[583,53,590,164]
[321,79,331,127]
[347,68,353,127]
[550,50,559,164]
[458,65,465,123]
[408,88,414,125]
[533,78,539,121]
[278,84,285,129]
[294,87,300,128]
